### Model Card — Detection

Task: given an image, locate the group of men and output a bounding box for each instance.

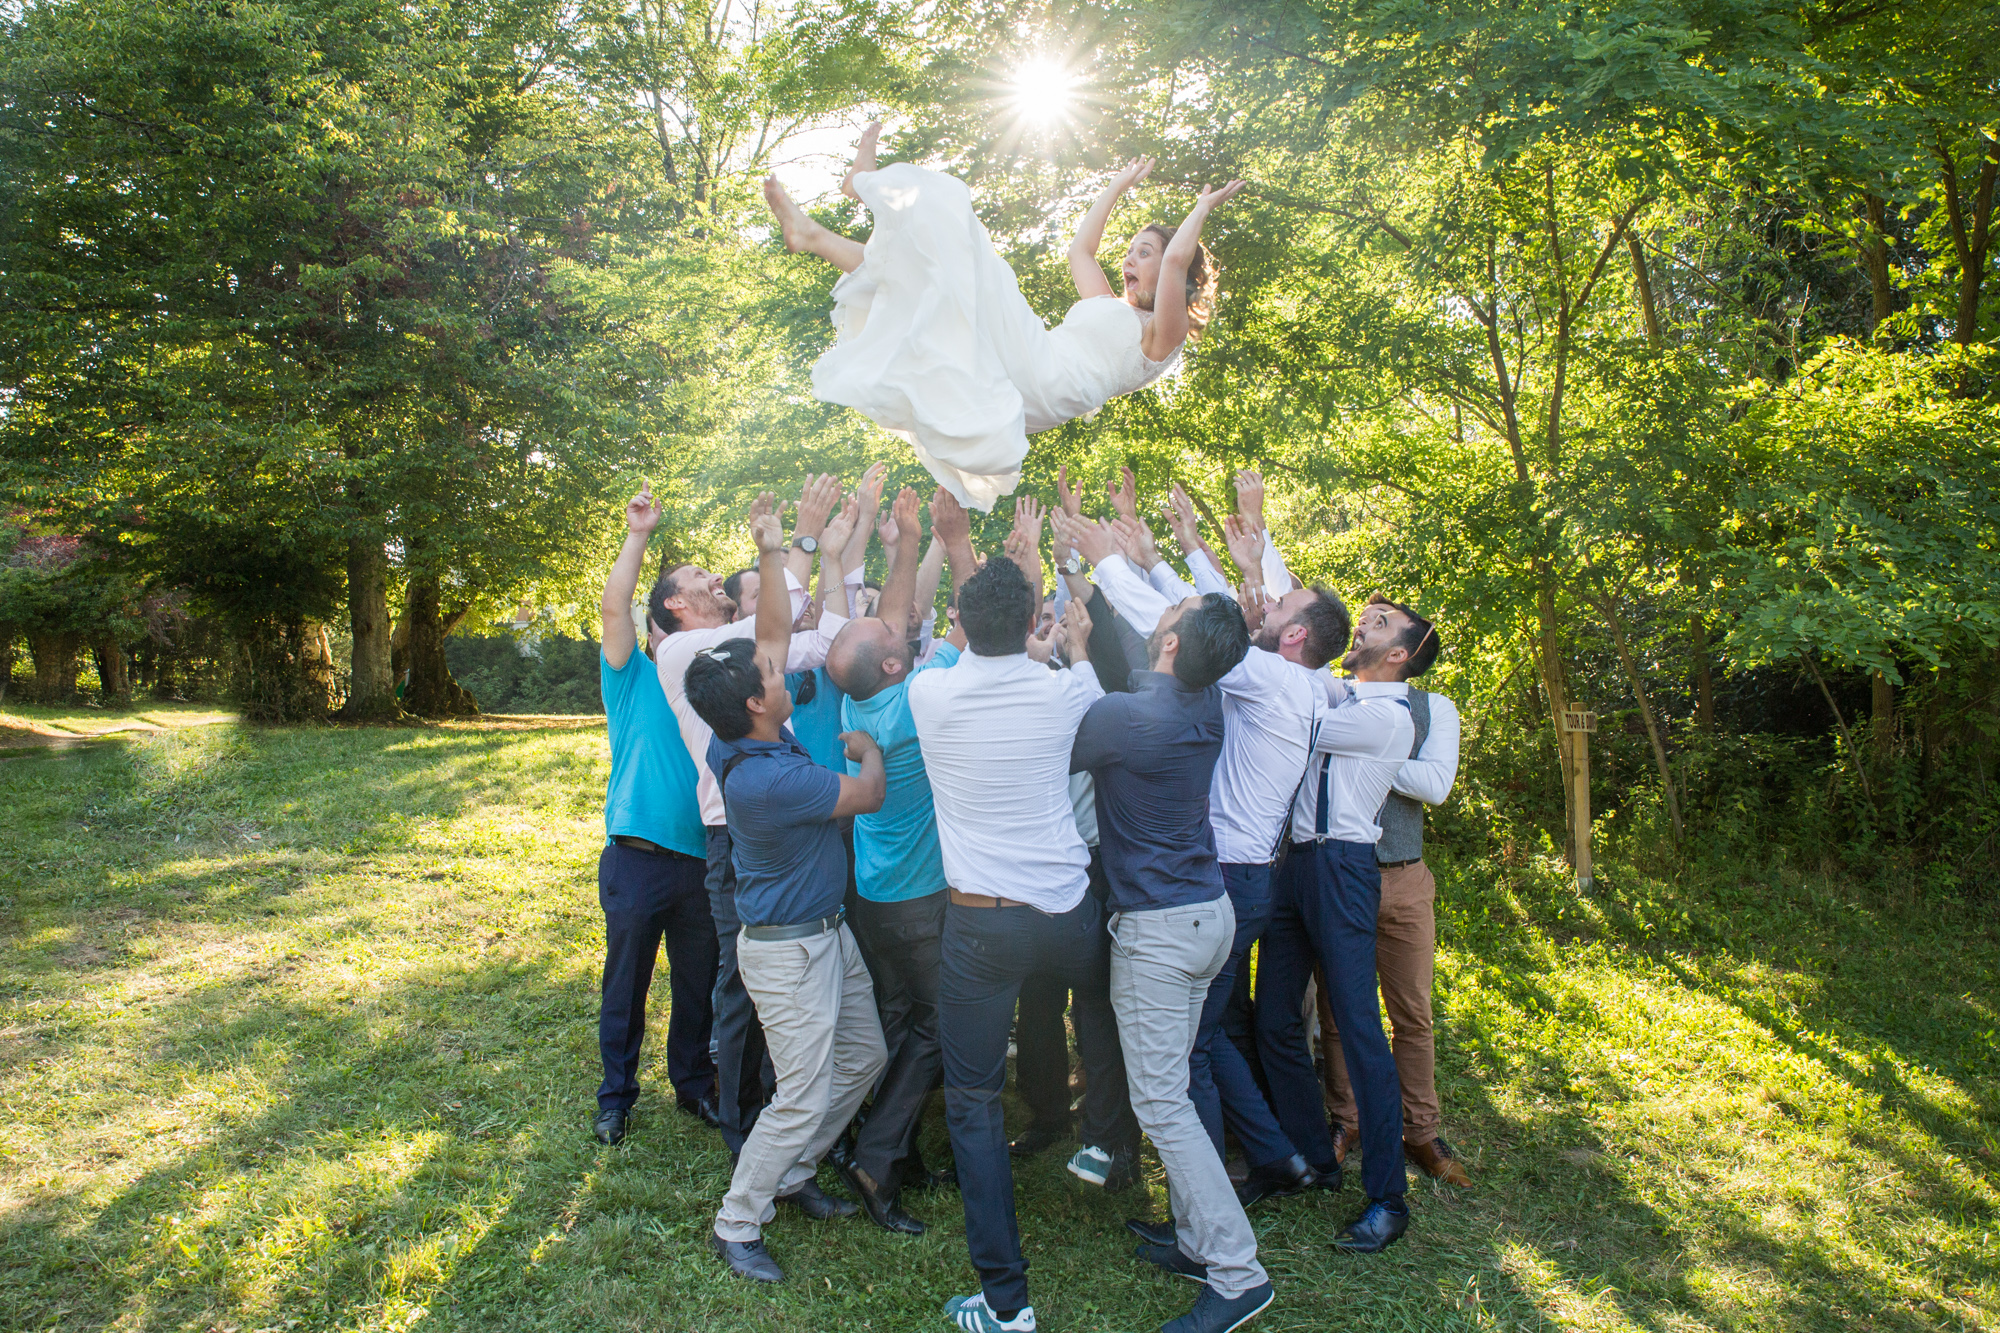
[591,462,1465,1333]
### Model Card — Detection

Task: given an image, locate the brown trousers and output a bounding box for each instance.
[1318,859,1440,1144]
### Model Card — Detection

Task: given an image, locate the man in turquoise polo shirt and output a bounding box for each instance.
[594,484,719,1146]
[823,487,967,1235]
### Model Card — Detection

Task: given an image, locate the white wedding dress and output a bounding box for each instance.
[812,163,1183,510]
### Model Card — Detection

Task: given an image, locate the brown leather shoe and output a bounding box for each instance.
[1406,1136,1472,1187]
[1330,1124,1359,1166]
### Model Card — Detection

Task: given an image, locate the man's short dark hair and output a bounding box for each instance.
[1368,593,1440,678]
[722,566,757,609]
[683,638,761,741]
[648,564,685,637]
[1173,594,1251,689]
[958,556,1035,656]
[1293,586,1352,670]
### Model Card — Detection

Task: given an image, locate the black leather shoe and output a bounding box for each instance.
[676,1093,722,1129]
[1126,1217,1176,1247]
[1333,1197,1409,1253]
[1308,1160,1344,1193]
[593,1108,629,1145]
[833,1156,927,1235]
[1135,1241,1209,1282]
[1008,1122,1069,1157]
[776,1177,859,1221]
[1234,1153,1317,1207]
[710,1230,783,1282]
[1102,1143,1141,1192]
[899,1144,955,1191]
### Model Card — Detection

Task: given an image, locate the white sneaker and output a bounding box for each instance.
[1066,1144,1112,1185]
[945,1292,1037,1332]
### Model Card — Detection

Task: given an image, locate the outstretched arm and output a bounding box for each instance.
[1141,179,1245,361]
[932,486,978,599]
[1068,158,1154,300]
[601,483,659,670]
[877,488,924,643]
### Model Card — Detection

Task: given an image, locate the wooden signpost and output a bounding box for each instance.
[1563,707,1598,890]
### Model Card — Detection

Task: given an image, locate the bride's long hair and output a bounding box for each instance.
[1141,223,1219,340]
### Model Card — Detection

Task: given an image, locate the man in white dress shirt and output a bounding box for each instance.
[1054,505,1352,1210]
[1316,597,1472,1187]
[909,551,1116,1333]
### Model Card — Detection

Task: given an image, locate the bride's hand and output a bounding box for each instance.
[1116,157,1155,192]
[1195,180,1246,211]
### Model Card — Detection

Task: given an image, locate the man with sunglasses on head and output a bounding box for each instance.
[684,499,889,1284]
[1315,597,1469,1189]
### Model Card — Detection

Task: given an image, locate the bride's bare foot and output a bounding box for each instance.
[763,175,820,253]
[841,120,882,201]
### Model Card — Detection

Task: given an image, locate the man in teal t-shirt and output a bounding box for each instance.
[593,485,719,1148]
[821,486,966,1236]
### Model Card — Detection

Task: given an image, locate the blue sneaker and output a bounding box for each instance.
[1066,1144,1112,1184]
[944,1293,1037,1332]
[1161,1281,1275,1333]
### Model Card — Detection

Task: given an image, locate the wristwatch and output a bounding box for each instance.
[792,534,819,555]
[1062,555,1084,576]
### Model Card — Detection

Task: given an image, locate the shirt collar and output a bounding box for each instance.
[1131,668,1200,695]
[1349,679,1409,698]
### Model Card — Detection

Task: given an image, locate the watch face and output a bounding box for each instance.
[796,535,818,554]
[1064,556,1083,574]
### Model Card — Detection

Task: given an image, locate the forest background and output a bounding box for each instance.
[2,0,1997,888]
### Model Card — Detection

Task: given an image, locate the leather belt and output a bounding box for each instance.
[741,909,844,942]
[612,835,696,861]
[1378,857,1422,870]
[948,887,1030,909]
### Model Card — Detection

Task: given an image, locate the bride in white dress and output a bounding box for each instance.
[764,124,1246,510]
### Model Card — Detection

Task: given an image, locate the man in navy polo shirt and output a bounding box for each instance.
[684,499,890,1284]
[593,484,718,1147]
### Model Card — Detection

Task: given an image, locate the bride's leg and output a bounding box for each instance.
[762,176,866,273]
[840,120,882,202]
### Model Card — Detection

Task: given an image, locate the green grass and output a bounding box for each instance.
[1,719,1994,1332]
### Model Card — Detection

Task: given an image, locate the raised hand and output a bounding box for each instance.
[1003,504,1043,593]
[876,507,901,553]
[931,485,971,549]
[1114,511,1162,569]
[1061,596,1093,661]
[1114,157,1156,193]
[855,462,887,523]
[1166,483,1202,554]
[1107,465,1140,522]
[890,487,922,549]
[1012,495,1045,548]
[1056,462,1086,518]
[749,490,776,526]
[1221,513,1266,576]
[793,473,840,541]
[1233,469,1266,530]
[1194,180,1247,213]
[626,482,660,535]
[1238,582,1268,634]
[821,494,862,559]
[751,506,785,556]
[1052,508,1117,567]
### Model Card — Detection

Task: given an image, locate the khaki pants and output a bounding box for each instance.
[715,923,886,1242]
[1319,860,1440,1144]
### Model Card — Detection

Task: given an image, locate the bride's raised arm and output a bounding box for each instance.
[1142,179,1245,361]
[1068,157,1154,299]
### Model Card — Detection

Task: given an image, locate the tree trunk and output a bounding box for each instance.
[1938,132,1996,347]
[1689,613,1716,732]
[1593,592,1683,843]
[1628,235,1661,346]
[1532,573,1577,862]
[28,632,81,702]
[400,578,480,718]
[342,537,399,720]
[237,618,336,722]
[93,636,131,703]
[1861,193,1894,340]
[1872,670,1895,763]
[0,626,16,704]
[1803,654,1872,802]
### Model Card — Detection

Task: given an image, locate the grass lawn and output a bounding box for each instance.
[1,718,1994,1332]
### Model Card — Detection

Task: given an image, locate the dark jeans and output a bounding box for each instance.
[943,891,1131,1313]
[849,889,946,1193]
[1189,861,1298,1168]
[1014,848,1134,1147]
[706,824,774,1155]
[1255,839,1405,1201]
[597,841,718,1113]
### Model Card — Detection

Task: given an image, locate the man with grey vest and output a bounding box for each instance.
[1316,595,1470,1187]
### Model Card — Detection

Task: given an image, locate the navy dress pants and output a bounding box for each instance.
[942,892,1129,1314]
[1013,848,1134,1147]
[849,889,947,1192]
[597,841,718,1112]
[1189,860,1299,1169]
[1254,839,1406,1202]
[705,824,775,1155]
